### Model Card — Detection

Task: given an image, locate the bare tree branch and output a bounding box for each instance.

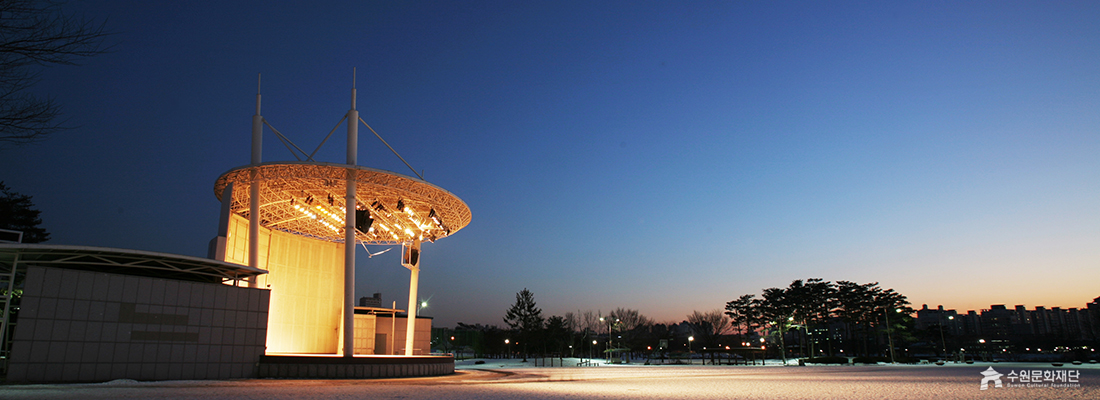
[0,0,109,145]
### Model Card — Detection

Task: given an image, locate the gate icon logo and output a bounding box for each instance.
[980,367,1004,390]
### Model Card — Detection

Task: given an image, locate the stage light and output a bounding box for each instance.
[402,240,420,268]
[355,209,373,232]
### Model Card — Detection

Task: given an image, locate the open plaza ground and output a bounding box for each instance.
[1,359,1097,399]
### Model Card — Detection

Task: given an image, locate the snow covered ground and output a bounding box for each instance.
[2,359,1097,399]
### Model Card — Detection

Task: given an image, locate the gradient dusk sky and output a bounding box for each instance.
[2,1,1098,327]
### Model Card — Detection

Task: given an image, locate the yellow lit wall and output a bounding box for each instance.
[349,314,432,355]
[371,315,432,355]
[353,314,377,354]
[225,214,344,354]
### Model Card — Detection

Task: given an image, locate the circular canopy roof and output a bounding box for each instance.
[214,162,471,245]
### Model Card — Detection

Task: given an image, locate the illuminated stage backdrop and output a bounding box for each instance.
[211,77,470,357]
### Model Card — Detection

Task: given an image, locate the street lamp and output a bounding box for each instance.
[938,314,954,361]
[611,318,620,361]
[599,317,621,353]
[599,317,619,355]
[688,336,695,364]
[505,338,510,358]
[884,308,901,364]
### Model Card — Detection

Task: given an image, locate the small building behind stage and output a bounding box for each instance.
[352,307,431,356]
[359,293,382,308]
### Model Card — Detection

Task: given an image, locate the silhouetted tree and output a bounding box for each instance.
[0,0,109,145]
[757,286,794,361]
[503,288,543,361]
[0,181,48,242]
[725,294,758,341]
[786,278,836,357]
[873,286,912,360]
[834,280,878,355]
[731,279,914,360]
[543,315,571,356]
[455,322,506,358]
[686,309,730,348]
[608,308,653,351]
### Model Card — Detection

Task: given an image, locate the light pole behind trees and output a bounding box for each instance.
[884,308,901,363]
[939,314,954,359]
[688,336,694,364]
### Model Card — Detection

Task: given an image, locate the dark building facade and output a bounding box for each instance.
[915,297,1100,355]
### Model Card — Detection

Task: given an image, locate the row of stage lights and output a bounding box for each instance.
[291,203,344,233]
[288,195,449,242]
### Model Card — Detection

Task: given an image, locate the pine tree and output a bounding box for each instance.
[503,288,543,361]
[0,182,49,242]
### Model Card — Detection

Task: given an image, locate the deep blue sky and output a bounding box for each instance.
[3,1,1099,327]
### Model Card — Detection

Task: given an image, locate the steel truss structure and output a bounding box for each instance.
[0,244,268,284]
[214,162,471,245]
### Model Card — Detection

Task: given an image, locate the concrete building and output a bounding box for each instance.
[359,293,383,308]
[0,245,269,382]
[916,300,1100,348]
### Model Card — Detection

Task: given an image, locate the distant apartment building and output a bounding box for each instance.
[915,296,1100,345]
[359,293,383,308]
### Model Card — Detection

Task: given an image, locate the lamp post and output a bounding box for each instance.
[599,317,614,356]
[938,314,954,361]
[613,318,619,350]
[688,336,695,364]
[759,337,766,365]
[505,338,510,359]
[884,308,900,364]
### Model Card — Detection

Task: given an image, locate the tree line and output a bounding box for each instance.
[725,279,912,359]
[448,280,913,361]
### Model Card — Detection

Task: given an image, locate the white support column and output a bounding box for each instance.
[405,266,419,356]
[248,77,262,289]
[343,80,358,357]
[391,301,397,355]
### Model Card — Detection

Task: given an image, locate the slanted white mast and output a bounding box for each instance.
[343,69,358,357]
[248,74,262,289]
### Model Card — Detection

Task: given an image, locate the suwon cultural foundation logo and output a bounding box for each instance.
[978,366,1081,390]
